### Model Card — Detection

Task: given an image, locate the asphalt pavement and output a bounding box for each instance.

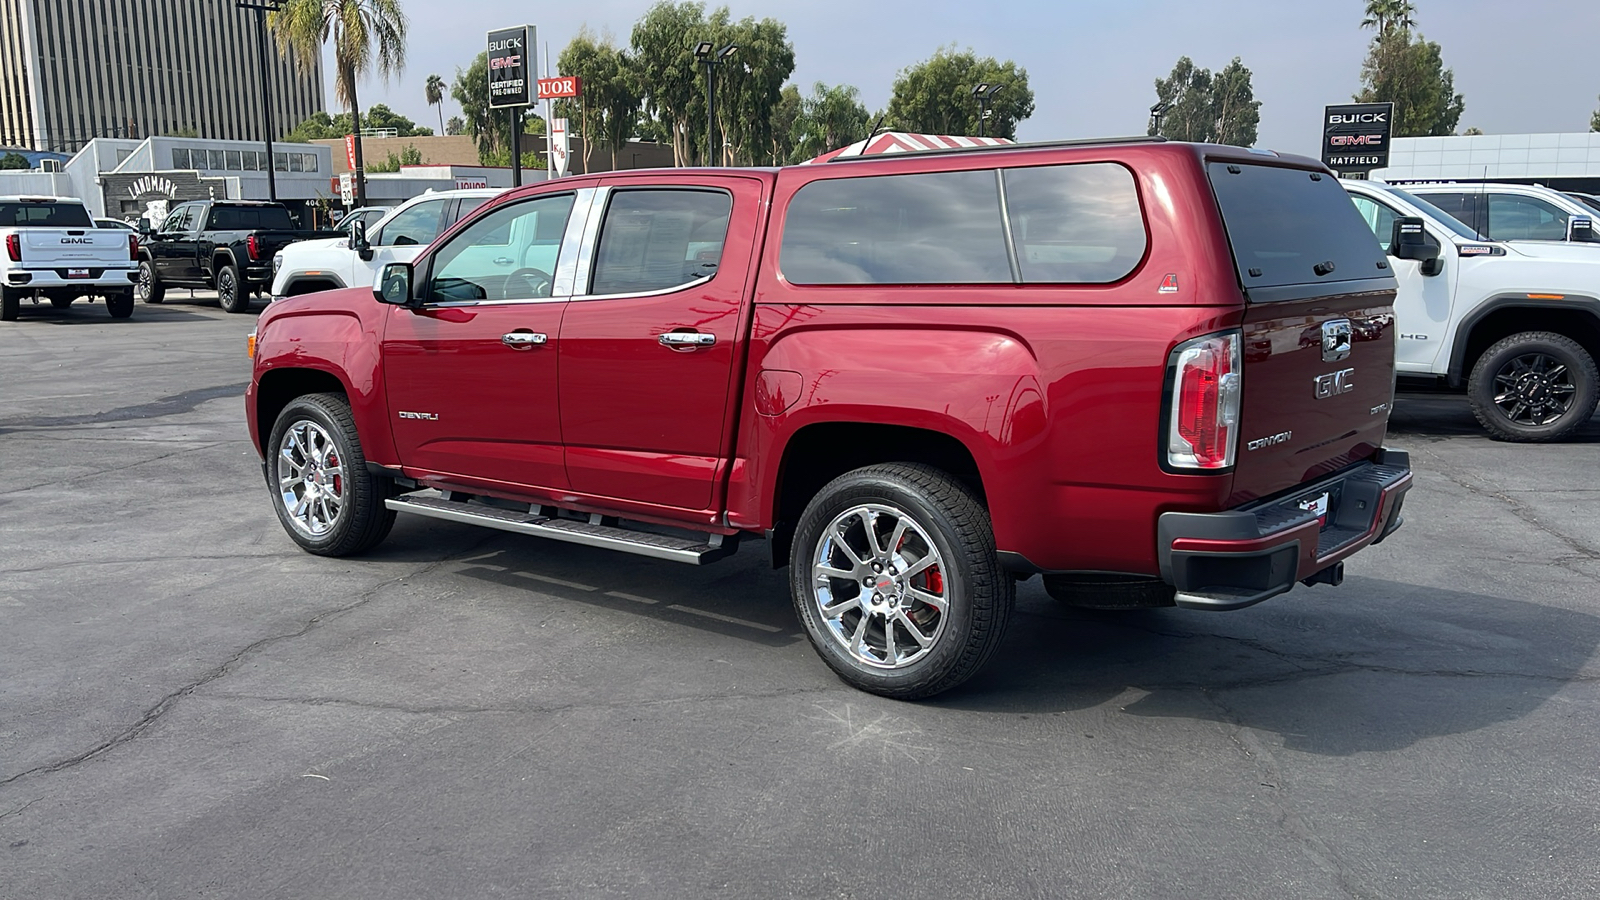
[3,296,1599,899]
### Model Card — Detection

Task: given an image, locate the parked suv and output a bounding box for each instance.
[1401,182,1600,245]
[247,139,1412,698]
[1344,179,1600,441]
[271,189,499,300]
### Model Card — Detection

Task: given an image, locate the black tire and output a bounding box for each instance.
[216,261,249,313]
[1,287,19,321]
[105,290,134,319]
[1467,331,1598,443]
[49,295,75,309]
[137,259,164,303]
[789,463,1013,700]
[266,393,396,556]
[1043,574,1176,610]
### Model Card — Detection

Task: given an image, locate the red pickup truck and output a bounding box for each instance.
[246,138,1413,699]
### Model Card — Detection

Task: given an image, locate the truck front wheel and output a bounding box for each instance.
[790,463,1014,700]
[1468,331,1598,442]
[267,393,396,556]
[137,260,164,303]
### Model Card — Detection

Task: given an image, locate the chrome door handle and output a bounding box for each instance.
[658,332,715,348]
[493,257,514,266]
[502,332,547,349]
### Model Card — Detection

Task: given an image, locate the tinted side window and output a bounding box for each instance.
[590,189,732,295]
[1487,194,1568,241]
[1349,194,1402,253]
[1416,192,1482,235]
[780,170,1011,285]
[1003,163,1145,283]
[376,199,447,247]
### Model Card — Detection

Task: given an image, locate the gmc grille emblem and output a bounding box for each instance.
[1322,319,1353,362]
[1314,368,1357,399]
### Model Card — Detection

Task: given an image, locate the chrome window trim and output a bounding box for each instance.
[570,186,611,296]
[427,296,571,309]
[571,275,714,304]
[552,187,598,298]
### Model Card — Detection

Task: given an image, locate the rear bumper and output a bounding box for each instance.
[1157,449,1412,611]
[5,267,138,289]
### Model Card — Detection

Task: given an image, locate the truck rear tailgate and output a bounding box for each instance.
[1205,159,1399,506]
[20,227,133,267]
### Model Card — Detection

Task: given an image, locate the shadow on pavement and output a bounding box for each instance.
[1390,392,1600,442]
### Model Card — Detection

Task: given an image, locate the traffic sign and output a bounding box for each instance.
[339,172,353,206]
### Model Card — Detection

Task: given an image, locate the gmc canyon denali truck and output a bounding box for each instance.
[1,196,139,320]
[137,200,337,313]
[247,138,1413,698]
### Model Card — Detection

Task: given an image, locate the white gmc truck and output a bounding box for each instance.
[1,196,140,321]
[1343,179,1600,441]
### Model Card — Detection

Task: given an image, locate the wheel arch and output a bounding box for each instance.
[280,273,349,297]
[254,366,351,456]
[1450,296,1600,387]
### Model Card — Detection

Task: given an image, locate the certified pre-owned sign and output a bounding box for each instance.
[488,25,536,109]
[1321,102,1394,177]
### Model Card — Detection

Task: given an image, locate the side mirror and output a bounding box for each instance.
[375,262,415,306]
[1390,216,1444,275]
[350,219,374,260]
[138,220,153,237]
[1568,216,1598,243]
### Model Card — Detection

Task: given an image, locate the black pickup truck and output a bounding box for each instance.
[136,200,340,313]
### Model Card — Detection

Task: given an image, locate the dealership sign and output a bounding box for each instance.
[488,25,536,108]
[1322,102,1394,177]
[538,77,582,100]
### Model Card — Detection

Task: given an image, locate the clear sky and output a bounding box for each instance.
[324,0,1600,157]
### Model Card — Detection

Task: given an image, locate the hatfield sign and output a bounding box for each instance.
[488,25,536,108]
[1322,102,1394,176]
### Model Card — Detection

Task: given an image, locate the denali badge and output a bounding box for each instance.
[1314,368,1356,399]
[1321,319,1353,362]
[398,411,438,421]
[1247,431,1293,451]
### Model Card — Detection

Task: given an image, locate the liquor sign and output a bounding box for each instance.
[454,177,489,190]
[488,25,536,109]
[344,134,357,171]
[537,77,582,100]
[1322,102,1394,177]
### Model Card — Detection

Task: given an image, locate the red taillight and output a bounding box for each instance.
[129,234,139,261]
[5,233,19,262]
[247,234,260,261]
[1167,332,1242,470]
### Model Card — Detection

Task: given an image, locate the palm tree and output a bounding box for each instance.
[1361,0,1416,34]
[270,0,407,207]
[425,73,445,135]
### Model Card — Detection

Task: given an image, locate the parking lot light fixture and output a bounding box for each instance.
[971,83,1000,138]
[695,42,739,165]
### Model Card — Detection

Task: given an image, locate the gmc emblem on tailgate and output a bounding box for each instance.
[1314,369,1357,399]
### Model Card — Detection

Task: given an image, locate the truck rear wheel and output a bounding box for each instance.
[216,262,248,313]
[137,260,164,303]
[1,288,19,321]
[1468,331,1598,442]
[790,463,1013,700]
[106,290,134,319]
[266,393,396,556]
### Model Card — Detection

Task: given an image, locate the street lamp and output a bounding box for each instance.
[236,0,283,202]
[694,41,738,165]
[971,82,1001,138]
[1149,101,1169,137]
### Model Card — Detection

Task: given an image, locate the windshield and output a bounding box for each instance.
[0,201,93,227]
[1388,188,1482,240]
[1567,193,1600,214]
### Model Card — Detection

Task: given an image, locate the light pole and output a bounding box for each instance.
[971,82,1001,138]
[694,41,738,165]
[1149,101,1169,137]
[236,0,283,202]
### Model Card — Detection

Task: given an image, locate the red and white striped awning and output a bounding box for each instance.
[802,132,1014,164]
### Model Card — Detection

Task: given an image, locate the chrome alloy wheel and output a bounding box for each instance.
[277,420,346,537]
[810,503,949,669]
[1493,352,1577,427]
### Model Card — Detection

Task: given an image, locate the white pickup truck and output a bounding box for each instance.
[1,196,140,321]
[1343,179,1600,441]
[270,188,499,300]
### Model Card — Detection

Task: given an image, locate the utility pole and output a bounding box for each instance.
[236,0,282,202]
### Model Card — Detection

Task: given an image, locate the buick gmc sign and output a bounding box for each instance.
[1321,102,1394,176]
[488,25,536,108]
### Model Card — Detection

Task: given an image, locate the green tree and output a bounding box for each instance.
[425,73,446,135]
[452,52,499,159]
[793,82,872,161]
[270,0,408,207]
[593,48,643,171]
[558,29,612,174]
[886,46,1034,139]
[445,115,465,136]
[701,11,795,166]
[1361,0,1416,35]
[1354,30,1463,137]
[285,105,427,142]
[768,83,801,164]
[366,144,423,173]
[1148,56,1260,147]
[0,152,29,170]
[631,2,712,165]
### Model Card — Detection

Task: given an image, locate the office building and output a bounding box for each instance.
[0,0,323,152]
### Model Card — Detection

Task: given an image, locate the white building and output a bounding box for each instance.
[1374,133,1600,193]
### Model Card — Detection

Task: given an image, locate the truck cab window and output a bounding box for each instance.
[375,199,447,247]
[427,193,575,302]
[590,189,732,295]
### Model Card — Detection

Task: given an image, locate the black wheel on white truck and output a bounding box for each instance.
[1467,331,1599,442]
[0,286,19,321]
[105,289,134,319]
